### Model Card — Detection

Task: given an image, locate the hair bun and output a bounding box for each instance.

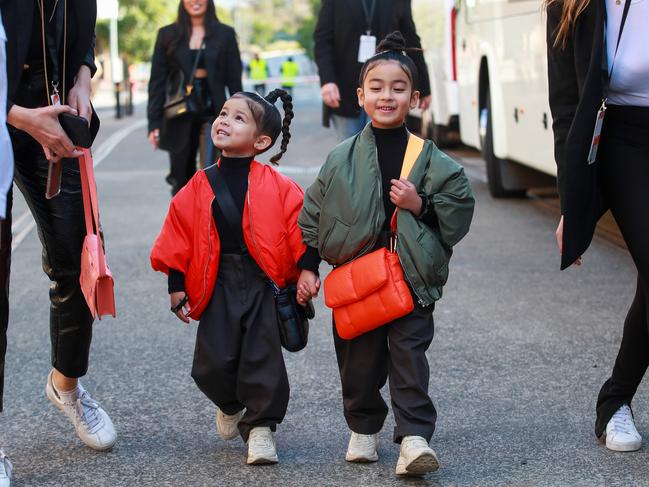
[376,31,407,53]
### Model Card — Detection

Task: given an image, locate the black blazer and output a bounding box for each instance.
[1,0,97,114]
[147,21,243,148]
[313,0,431,122]
[547,0,608,270]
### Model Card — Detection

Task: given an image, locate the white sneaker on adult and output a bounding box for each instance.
[46,371,117,451]
[0,450,12,487]
[216,408,244,441]
[604,404,642,452]
[395,436,440,476]
[345,432,378,463]
[247,427,278,465]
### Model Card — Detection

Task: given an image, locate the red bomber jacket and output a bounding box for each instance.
[150,161,306,320]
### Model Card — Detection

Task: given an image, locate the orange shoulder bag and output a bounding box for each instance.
[323,134,425,340]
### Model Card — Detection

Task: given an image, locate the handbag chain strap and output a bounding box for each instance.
[37,0,67,105]
[186,39,206,95]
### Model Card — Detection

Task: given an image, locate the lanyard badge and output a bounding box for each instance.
[587,99,607,165]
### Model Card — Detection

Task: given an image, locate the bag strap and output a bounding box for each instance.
[603,0,632,98]
[78,149,108,275]
[187,40,205,91]
[204,163,248,253]
[390,133,426,234]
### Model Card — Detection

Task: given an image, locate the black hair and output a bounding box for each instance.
[231,89,294,164]
[358,31,420,90]
[167,1,220,57]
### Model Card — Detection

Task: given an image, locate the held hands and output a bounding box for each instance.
[297,269,321,306]
[390,178,423,216]
[556,215,582,266]
[170,292,191,324]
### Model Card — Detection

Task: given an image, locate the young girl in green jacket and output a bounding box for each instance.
[297,32,474,477]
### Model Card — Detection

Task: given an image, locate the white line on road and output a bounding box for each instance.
[11,118,148,251]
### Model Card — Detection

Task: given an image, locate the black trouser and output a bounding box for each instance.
[0,129,94,412]
[168,116,217,195]
[595,105,649,437]
[191,253,289,442]
[333,299,437,444]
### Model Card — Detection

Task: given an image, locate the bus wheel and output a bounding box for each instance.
[480,91,526,198]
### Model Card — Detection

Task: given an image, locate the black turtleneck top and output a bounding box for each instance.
[168,155,253,293]
[297,124,440,275]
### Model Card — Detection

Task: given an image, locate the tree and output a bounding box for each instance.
[296,0,320,59]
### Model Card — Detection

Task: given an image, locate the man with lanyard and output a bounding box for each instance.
[313,0,432,141]
[280,56,299,97]
[0,1,116,483]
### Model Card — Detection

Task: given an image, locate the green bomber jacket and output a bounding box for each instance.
[298,124,475,307]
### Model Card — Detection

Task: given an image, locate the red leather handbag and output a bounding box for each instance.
[323,135,424,340]
[78,149,116,319]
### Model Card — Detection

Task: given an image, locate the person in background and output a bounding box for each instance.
[1,2,117,484]
[249,54,269,96]
[280,56,299,97]
[547,0,649,452]
[313,0,431,141]
[0,11,12,223]
[148,0,243,195]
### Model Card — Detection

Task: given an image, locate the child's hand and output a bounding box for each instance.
[390,178,423,216]
[170,292,190,324]
[297,270,320,305]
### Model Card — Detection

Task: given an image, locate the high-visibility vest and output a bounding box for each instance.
[281,60,299,87]
[250,58,267,82]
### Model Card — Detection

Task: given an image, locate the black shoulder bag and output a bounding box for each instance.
[163,41,206,120]
[204,165,313,353]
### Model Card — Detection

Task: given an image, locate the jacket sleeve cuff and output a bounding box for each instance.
[418,194,439,229]
[168,269,186,294]
[6,99,13,116]
[298,246,321,274]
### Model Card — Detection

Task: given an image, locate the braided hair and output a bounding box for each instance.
[231,89,294,164]
[358,31,420,90]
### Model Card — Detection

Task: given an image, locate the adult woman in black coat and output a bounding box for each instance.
[147,0,242,195]
[547,0,649,452]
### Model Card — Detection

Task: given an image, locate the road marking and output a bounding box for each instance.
[276,165,322,175]
[11,118,148,251]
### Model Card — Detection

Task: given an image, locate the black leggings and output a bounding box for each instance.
[595,105,649,437]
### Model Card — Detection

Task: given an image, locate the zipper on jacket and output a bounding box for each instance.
[395,234,428,307]
[246,174,280,291]
[189,197,215,317]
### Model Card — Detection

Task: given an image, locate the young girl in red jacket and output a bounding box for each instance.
[150,89,317,465]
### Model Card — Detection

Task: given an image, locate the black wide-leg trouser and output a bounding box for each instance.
[191,253,289,442]
[595,105,649,437]
[333,298,437,444]
[0,129,94,412]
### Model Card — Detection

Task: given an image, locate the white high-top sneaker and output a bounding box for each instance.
[0,450,11,487]
[345,432,378,463]
[604,405,642,452]
[216,408,244,441]
[395,436,440,476]
[46,371,117,451]
[247,427,278,465]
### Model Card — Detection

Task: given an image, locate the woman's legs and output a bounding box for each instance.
[168,117,202,195]
[595,106,649,438]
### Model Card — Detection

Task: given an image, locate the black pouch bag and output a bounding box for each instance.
[204,165,314,352]
[272,284,313,352]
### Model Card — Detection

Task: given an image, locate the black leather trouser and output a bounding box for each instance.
[0,129,93,412]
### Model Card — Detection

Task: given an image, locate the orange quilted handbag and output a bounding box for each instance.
[323,134,424,340]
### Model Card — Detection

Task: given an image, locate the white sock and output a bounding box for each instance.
[51,376,81,404]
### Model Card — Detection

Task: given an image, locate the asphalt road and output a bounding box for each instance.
[2,85,647,486]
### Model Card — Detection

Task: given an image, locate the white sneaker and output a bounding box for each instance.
[395,436,440,476]
[604,405,642,452]
[247,427,278,465]
[0,450,11,487]
[46,371,117,451]
[345,432,378,463]
[216,408,244,441]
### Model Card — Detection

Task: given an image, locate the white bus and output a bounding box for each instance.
[410,0,461,147]
[455,0,555,197]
